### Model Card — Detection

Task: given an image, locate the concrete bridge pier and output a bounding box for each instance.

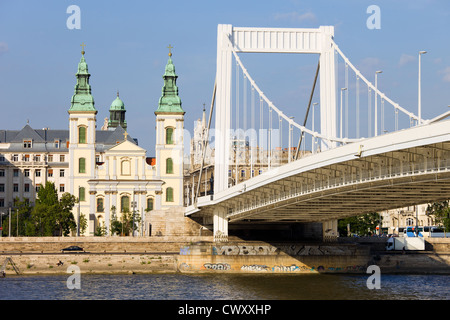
[213,207,228,242]
[322,219,338,242]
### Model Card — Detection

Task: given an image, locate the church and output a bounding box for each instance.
[0,47,196,236]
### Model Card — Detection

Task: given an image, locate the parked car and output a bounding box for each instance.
[61,246,85,253]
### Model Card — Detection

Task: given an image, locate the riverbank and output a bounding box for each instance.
[1,237,449,275]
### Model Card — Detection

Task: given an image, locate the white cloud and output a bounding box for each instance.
[398,54,415,67]
[0,42,8,55]
[439,66,450,82]
[274,11,317,23]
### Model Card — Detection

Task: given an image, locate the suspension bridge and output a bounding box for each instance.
[186,25,450,241]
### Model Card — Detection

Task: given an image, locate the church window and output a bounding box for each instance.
[78,126,86,144]
[79,187,85,201]
[147,198,154,211]
[166,127,174,145]
[166,187,174,202]
[97,198,104,212]
[166,158,173,174]
[79,158,86,173]
[121,196,130,212]
[121,160,131,175]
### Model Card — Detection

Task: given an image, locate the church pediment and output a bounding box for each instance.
[105,139,146,155]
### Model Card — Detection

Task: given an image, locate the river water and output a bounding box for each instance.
[0,273,448,300]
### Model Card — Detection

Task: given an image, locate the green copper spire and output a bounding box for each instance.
[155,47,184,114]
[69,45,97,113]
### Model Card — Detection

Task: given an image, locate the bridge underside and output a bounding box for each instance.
[189,138,450,226]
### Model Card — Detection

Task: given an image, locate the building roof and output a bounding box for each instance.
[0,125,138,153]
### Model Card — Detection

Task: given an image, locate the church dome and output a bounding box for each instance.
[110,92,125,110]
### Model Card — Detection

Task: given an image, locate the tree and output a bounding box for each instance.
[338,212,382,237]
[2,197,34,236]
[109,206,141,236]
[31,182,77,236]
[78,213,88,236]
[426,201,450,232]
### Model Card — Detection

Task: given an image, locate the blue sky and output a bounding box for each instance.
[1,0,449,153]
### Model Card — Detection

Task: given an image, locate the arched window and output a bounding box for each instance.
[406,218,414,226]
[121,195,130,212]
[147,198,154,211]
[166,127,174,145]
[166,158,173,174]
[121,160,131,175]
[79,187,85,202]
[78,126,86,144]
[79,158,86,173]
[96,198,104,212]
[166,187,173,202]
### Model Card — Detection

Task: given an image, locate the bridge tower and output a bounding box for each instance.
[213,25,338,240]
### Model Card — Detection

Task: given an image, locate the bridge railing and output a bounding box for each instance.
[227,157,450,220]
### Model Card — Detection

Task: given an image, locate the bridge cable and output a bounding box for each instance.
[194,78,216,205]
[295,59,320,160]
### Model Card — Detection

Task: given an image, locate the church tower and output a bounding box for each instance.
[108,91,127,130]
[68,45,97,233]
[155,47,185,208]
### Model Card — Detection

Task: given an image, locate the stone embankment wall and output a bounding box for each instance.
[1,237,449,275]
[0,236,212,253]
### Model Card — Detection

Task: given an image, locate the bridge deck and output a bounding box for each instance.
[187,120,450,224]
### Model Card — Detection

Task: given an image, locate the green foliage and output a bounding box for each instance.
[338,212,382,237]
[109,206,141,236]
[2,182,79,237]
[426,201,450,231]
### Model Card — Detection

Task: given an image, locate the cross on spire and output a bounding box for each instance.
[167,44,173,57]
[81,43,86,55]
[123,130,128,141]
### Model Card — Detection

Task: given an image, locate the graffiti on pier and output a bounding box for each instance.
[179,263,192,271]
[202,263,231,271]
[213,245,278,256]
[272,265,312,272]
[240,265,270,272]
[213,244,355,256]
[179,246,191,255]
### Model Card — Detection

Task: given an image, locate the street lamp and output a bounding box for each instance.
[312,103,318,153]
[418,51,427,125]
[375,70,382,136]
[340,88,347,140]
[289,116,294,162]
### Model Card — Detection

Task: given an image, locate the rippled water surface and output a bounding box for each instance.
[0,273,448,300]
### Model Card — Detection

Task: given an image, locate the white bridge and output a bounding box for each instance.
[186,25,450,241]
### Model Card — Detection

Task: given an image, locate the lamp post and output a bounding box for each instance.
[312,103,318,153]
[375,70,382,136]
[340,88,347,140]
[289,116,294,162]
[418,51,427,125]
